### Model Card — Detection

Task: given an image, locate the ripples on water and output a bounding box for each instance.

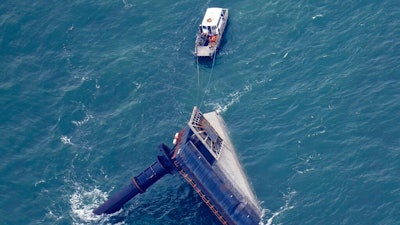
[1,0,399,224]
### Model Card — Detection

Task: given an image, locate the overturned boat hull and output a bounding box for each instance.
[93,107,261,225]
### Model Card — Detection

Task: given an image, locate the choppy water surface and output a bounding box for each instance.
[1,1,399,224]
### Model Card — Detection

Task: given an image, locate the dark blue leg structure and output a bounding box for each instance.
[93,144,175,215]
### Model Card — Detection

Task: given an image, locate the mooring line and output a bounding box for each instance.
[196,55,200,107]
[199,52,217,110]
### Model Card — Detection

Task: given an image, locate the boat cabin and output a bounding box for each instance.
[199,7,226,36]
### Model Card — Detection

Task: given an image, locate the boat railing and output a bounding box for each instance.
[188,107,223,160]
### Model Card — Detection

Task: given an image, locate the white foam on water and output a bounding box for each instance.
[259,207,269,225]
[72,104,93,127]
[46,209,64,221]
[207,77,270,113]
[312,14,323,20]
[34,179,46,187]
[208,83,254,113]
[72,113,93,126]
[122,0,133,9]
[69,186,123,224]
[294,153,321,174]
[95,78,100,89]
[264,190,296,225]
[60,135,74,145]
[307,125,327,137]
[283,52,289,58]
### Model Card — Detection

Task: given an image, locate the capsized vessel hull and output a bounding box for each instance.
[93,107,262,225]
[173,107,262,224]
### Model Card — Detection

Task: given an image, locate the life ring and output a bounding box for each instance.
[207,18,212,23]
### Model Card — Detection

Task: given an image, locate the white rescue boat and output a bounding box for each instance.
[195,7,229,58]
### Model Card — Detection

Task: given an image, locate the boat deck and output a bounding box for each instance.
[196,46,214,57]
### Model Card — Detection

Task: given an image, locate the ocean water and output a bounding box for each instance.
[1,0,399,224]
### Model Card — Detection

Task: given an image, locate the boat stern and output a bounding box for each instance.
[195,45,216,57]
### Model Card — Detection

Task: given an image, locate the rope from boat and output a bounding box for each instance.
[199,52,217,110]
[196,55,200,106]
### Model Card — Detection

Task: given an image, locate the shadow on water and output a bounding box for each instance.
[197,56,215,67]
